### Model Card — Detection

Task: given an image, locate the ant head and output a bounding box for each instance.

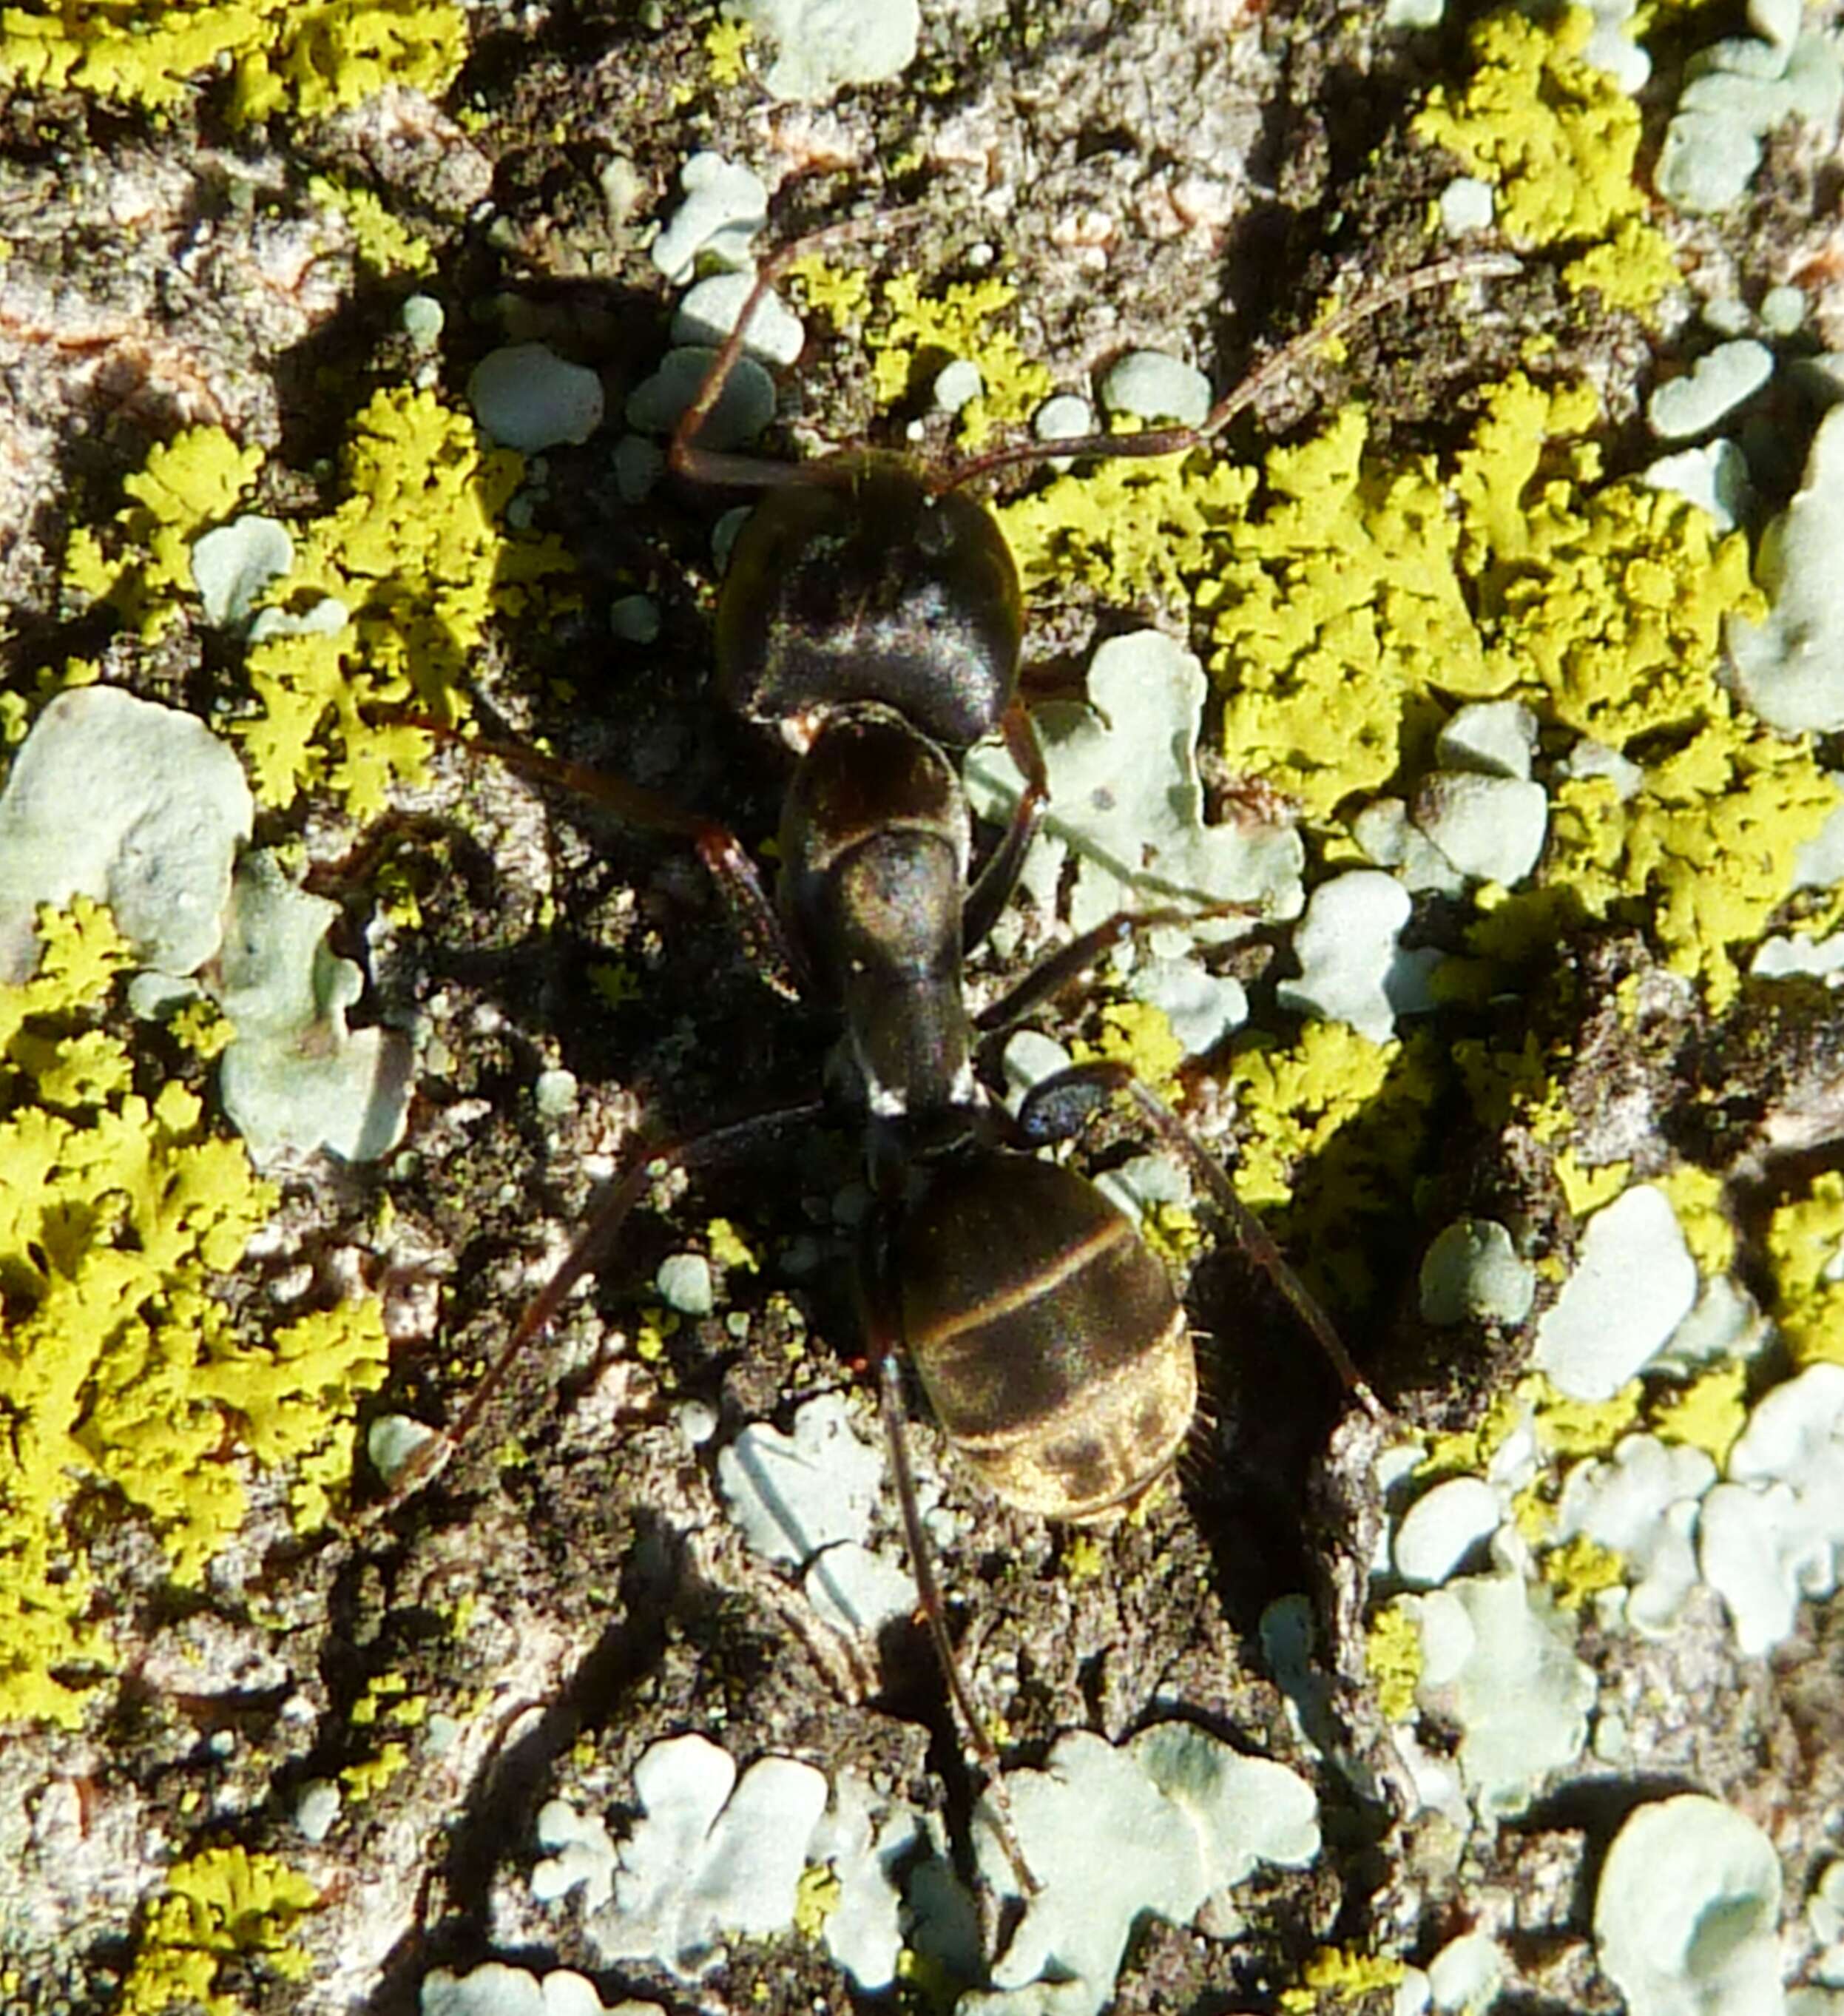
[715,451,1024,754]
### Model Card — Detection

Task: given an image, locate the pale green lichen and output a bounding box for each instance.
[0,899,388,1727]
[118,1845,317,2015]
[0,0,467,122]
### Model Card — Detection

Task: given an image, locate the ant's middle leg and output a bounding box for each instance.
[1013,1059,1385,1419]
[379,1099,827,1508]
[402,712,808,1002]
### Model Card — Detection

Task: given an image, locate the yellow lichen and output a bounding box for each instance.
[308,172,436,277]
[1542,1532,1625,1609]
[117,1846,316,2015]
[1766,1170,1844,1368]
[703,13,752,84]
[1650,1361,1747,1463]
[1365,1600,1422,1724]
[63,430,264,641]
[863,272,1055,448]
[1554,1149,1629,1216]
[1655,1164,1736,1277]
[1413,9,1678,312]
[0,0,466,121]
[1528,1373,1644,1457]
[0,900,387,1727]
[1070,999,1185,1105]
[707,1216,758,1272]
[1280,1944,1411,2011]
[340,1740,410,1801]
[792,1861,842,1941]
[63,395,572,818]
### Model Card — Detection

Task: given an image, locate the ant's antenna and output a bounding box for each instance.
[933,249,1524,492]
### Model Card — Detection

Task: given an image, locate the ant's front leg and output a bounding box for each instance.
[1014,1059,1385,1420]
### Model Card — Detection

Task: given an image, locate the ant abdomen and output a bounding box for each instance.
[897,1153,1197,1522]
[715,452,1023,750]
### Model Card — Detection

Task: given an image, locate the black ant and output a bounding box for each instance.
[390,213,1516,1891]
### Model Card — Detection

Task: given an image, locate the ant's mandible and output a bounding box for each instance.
[391,210,1517,1884]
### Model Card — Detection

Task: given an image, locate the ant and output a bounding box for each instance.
[390,210,1517,1893]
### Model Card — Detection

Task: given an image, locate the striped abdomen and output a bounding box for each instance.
[898,1153,1196,1521]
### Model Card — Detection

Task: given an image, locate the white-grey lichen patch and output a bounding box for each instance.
[1274,869,1439,1042]
[649,152,767,282]
[1727,404,1844,734]
[654,1251,714,1315]
[626,345,776,451]
[967,1725,1320,2016]
[1393,1477,1503,1587]
[1408,1571,1596,1818]
[1436,175,1495,235]
[1099,349,1212,429]
[422,1961,662,2016]
[1698,1362,1844,1655]
[214,850,414,1163]
[1531,1184,1700,1401]
[715,1391,919,1631]
[578,1735,828,1978]
[190,514,294,627]
[1129,954,1248,1056]
[1398,1932,1509,2015]
[1594,1796,1784,2016]
[533,1798,619,1912]
[671,272,806,366]
[469,344,606,451]
[732,0,919,102]
[1647,340,1774,440]
[1411,772,1548,886]
[1351,798,1468,896]
[0,686,253,983]
[1554,1434,1715,1634]
[1435,699,1538,780]
[716,1391,884,1568]
[365,1413,442,1489]
[964,629,1305,938]
[1419,1218,1536,1327]
[1644,438,1752,530]
[1655,0,1843,216]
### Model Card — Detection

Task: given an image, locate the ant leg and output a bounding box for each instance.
[380,1099,827,1507]
[933,249,1524,492]
[401,712,808,1002]
[861,1220,1041,1899]
[962,701,1048,952]
[973,903,1256,1051]
[669,206,927,488]
[1017,1059,1386,1419]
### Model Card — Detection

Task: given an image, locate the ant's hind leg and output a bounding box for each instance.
[860,1220,1041,1901]
[376,1099,827,1510]
[1014,1059,1385,1419]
